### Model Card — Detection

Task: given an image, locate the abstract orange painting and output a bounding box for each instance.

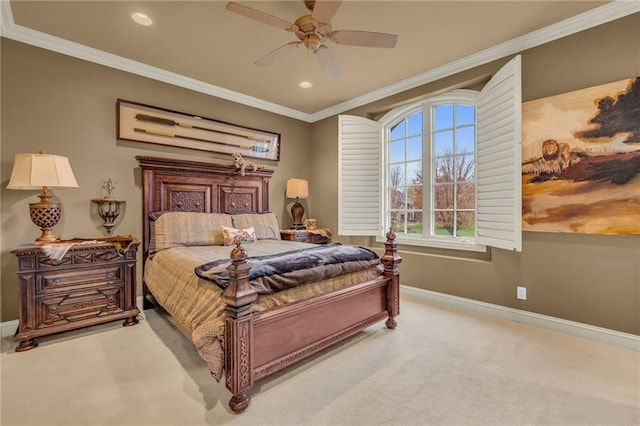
[522,77,640,235]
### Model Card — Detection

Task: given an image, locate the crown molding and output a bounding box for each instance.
[1,1,638,123]
[309,0,640,122]
[0,0,13,37]
[0,1,313,122]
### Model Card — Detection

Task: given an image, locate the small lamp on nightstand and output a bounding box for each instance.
[7,151,79,244]
[285,178,308,230]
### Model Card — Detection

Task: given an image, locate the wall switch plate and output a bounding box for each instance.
[517,286,527,300]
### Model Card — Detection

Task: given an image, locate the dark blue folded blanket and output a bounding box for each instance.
[195,243,380,295]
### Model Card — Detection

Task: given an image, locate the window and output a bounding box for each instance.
[388,109,424,236]
[339,56,522,252]
[385,92,479,249]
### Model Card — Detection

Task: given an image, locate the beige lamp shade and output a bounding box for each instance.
[285,178,309,199]
[7,153,79,189]
[7,152,78,244]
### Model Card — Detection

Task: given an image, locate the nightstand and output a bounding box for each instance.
[11,239,140,352]
[280,229,332,244]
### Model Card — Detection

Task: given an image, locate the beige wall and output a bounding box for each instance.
[1,39,312,321]
[310,14,640,335]
[2,14,638,335]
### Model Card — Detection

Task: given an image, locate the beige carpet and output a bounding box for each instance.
[1,289,638,425]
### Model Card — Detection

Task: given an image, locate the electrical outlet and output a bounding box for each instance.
[517,286,527,300]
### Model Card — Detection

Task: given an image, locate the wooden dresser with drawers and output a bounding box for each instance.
[11,240,140,351]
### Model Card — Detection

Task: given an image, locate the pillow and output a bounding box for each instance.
[231,212,281,240]
[150,212,233,253]
[221,225,258,246]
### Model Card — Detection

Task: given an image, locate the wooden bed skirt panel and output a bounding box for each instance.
[252,278,389,377]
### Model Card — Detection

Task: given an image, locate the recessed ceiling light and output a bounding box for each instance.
[299,81,313,89]
[131,12,152,26]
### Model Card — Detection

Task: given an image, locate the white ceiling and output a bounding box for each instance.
[3,1,638,122]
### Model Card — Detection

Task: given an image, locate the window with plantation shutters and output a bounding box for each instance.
[338,115,382,235]
[476,56,522,251]
[338,56,521,252]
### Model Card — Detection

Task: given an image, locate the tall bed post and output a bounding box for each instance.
[381,229,401,329]
[221,241,257,414]
[140,166,155,310]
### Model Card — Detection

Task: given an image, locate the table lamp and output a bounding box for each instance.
[285,178,308,230]
[7,151,79,244]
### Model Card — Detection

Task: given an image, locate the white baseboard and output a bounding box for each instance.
[4,292,638,351]
[1,296,145,339]
[1,319,18,339]
[401,285,639,351]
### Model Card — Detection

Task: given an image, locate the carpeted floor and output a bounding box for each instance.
[1,289,638,425]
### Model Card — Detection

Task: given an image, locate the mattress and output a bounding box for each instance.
[143,240,382,379]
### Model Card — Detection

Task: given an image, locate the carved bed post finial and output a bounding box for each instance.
[221,238,257,414]
[381,227,401,329]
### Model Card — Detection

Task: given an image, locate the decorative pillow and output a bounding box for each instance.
[221,225,258,246]
[150,212,233,253]
[231,212,281,240]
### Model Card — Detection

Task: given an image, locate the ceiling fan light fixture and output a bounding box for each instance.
[131,12,153,26]
[299,81,313,89]
[226,1,397,77]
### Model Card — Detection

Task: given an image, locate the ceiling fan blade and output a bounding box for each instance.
[255,42,301,66]
[311,1,342,23]
[226,2,292,31]
[331,30,398,48]
[316,45,341,78]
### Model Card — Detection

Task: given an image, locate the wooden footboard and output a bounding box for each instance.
[222,230,401,413]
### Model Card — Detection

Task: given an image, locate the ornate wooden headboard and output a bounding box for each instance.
[136,156,274,258]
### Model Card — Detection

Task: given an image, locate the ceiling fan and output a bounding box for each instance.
[225,0,398,78]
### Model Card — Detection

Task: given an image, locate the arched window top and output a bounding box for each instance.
[380,89,479,127]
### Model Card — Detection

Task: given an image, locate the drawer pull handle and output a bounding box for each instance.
[52,278,60,284]
[106,272,115,278]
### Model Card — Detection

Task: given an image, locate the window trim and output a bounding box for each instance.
[377,89,487,252]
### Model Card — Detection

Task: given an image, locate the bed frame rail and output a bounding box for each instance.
[221,231,401,413]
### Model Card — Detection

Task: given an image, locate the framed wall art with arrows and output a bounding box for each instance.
[116,99,280,161]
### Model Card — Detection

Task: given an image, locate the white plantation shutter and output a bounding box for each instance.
[476,55,522,251]
[338,115,382,235]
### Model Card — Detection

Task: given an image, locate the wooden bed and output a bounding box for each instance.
[136,155,401,413]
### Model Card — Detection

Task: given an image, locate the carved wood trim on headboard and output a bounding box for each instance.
[136,156,274,258]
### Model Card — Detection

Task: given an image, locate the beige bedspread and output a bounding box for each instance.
[144,240,382,380]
